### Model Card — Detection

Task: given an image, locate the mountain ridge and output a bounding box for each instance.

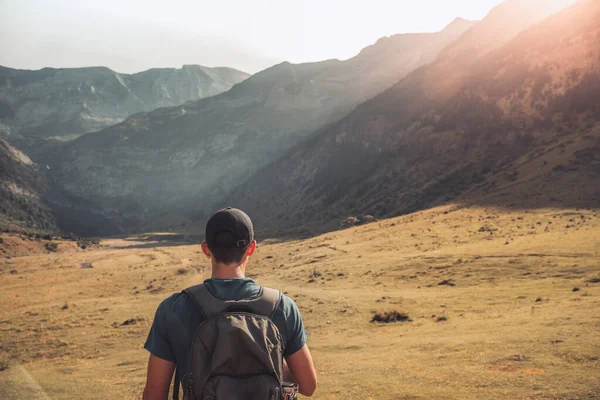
[0,64,250,141]
[224,0,597,238]
[41,19,476,235]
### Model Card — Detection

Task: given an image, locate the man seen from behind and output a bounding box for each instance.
[142,207,317,399]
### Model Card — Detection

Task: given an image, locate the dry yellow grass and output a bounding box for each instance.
[1,205,599,399]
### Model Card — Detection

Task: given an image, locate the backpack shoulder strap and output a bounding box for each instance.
[184,284,227,319]
[184,284,282,319]
[175,285,220,400]
[247,287,282,319]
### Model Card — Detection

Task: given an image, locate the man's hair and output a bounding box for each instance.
[208,230,248,264]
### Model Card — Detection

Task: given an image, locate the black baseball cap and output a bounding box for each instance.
[205,208,254,249]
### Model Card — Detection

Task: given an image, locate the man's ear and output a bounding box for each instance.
[201,241,212,258]
[246,240,257,257]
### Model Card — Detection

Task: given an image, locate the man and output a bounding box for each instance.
[142,208,317,399]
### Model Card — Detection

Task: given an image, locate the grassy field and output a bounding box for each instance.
[1,205,599,399]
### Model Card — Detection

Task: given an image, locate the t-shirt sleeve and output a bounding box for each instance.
[279,296,308,357]
[144,296,176,362]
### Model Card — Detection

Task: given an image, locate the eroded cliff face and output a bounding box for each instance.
[0,65,249,140]
[0,139,57,232]
[44,20,476,235]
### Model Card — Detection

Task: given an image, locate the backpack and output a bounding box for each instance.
[173,284,285,400]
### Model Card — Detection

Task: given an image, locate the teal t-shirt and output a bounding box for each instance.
[144,278,308,383]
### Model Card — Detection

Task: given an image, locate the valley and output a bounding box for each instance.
[1,205,599,399]
[1,1,599,398]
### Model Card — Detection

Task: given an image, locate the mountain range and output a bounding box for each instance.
[0,65,249,141]
[1,0,597,239]
[39,18,476,234]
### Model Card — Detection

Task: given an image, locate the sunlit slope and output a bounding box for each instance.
[428,0,578,100]
[231,0,600,237]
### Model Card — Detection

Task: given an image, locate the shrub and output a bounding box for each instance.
[506,171,519,182]
[371,311,412,323]
[438,279,456,286]
[341,216,360,227]
[552,165,568,173]
[44,243,58,252]
[309,268,322,279]
[361,215,377,224]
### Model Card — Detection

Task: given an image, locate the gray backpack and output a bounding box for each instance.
[174,284,284,400]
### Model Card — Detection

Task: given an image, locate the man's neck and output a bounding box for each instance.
[211,264,246,279]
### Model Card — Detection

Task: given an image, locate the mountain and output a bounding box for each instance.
[0,139,57,233]
[41,19,476,235]
[226,0,598,237]
[0,65,249,141]
[416,0,580,102]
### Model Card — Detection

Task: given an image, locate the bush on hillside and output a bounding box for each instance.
[341,215,378,228]
[44,243,58,252]
[341,216,360,227]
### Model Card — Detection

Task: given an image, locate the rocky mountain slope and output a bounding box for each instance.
[228,0,599,237]
[42,19,476,234]
[0,139,57,232]
[0,65,249,140]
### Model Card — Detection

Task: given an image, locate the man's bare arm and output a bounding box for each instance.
[142,354,176,400]
[285,344,317,397]
[283,359,295,382]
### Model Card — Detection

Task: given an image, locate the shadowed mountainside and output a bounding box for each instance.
[226,0,599,238]
[0,65,249,141]
[40,19,476,235]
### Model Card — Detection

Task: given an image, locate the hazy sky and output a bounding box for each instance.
[0,0,507,74]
